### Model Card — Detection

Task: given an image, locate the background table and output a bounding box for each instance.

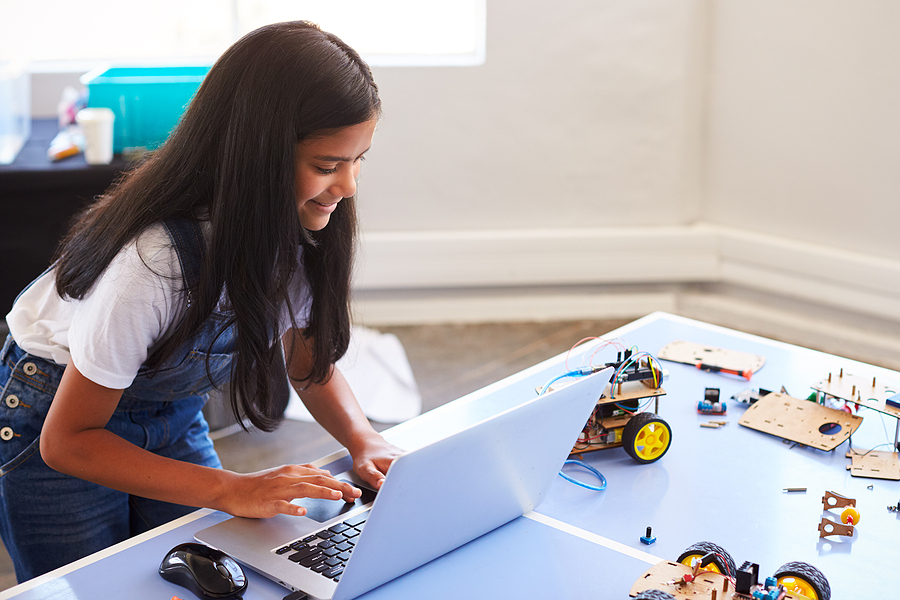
[2,312,896,599]
[0,119,131,315]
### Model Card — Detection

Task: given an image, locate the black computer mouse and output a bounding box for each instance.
[159,542,248,600]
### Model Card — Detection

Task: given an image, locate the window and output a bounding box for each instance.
[0,0,486,69]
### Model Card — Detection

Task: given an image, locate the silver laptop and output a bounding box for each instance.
[196,367,611,600]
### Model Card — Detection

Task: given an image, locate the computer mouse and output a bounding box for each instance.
[159,542,248,600]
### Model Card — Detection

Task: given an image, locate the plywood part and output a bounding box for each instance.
[818,517,854,539]
[629,560,809,600]
[540,382,666,404]
[738,392,863,451]
[658,340,766,374]
[601,382,666,404]
[821,490,855,510]
[845,450,900,480]
[630,560,733,599]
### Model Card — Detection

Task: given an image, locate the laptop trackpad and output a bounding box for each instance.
[291,480,377,523]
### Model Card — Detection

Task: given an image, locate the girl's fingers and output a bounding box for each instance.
[357,463,386,490]
[274,499,307,517]
[288,473,362,501]
[231,465,366,518]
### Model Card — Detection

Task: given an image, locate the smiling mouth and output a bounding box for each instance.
[313,200,338,207]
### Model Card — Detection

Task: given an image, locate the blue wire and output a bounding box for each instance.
[542,368,608,491]
[609,351,661,399]
[559,459,607,491]
[538,368,593,395]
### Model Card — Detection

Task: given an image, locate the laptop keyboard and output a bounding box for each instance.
[274,510,369,582]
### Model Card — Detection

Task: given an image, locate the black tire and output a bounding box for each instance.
[621,412,672,464]
[676,541,737,580]
[633,590,676,600]
[774,561,831,600]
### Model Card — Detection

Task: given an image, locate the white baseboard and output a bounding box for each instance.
[356,223,900,323]
[353,223,900,370]
[356,225,719,288]
[713,225,900,323]
[676,288,900,372]
[353,287,678,326]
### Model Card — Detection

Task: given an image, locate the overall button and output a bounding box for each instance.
[5,395,19,409]
[22,363,38,376]
[0,427,14,441]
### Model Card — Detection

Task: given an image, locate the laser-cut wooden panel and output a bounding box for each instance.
[738,392,862,451]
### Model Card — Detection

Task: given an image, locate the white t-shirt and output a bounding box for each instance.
[6,223,312,390]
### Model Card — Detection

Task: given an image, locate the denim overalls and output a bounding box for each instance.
[0,218,235,582]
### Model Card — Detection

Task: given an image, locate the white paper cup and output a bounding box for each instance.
[76,107,115,164]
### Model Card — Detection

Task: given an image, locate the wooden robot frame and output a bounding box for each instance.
[630,540,831,600]
[567,350,672,464]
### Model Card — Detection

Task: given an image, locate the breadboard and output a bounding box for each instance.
[738,392,863,451]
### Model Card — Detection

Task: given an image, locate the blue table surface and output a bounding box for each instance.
[4,312,898,599]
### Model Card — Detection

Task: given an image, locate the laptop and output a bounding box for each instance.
[196,367,611,600]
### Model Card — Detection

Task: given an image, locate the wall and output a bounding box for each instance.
[690,0,900,362]
[354,0,716,320]
[361,0,709,233]
[705,0,900,260]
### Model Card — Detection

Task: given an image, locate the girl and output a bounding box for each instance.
[0,21,402,582]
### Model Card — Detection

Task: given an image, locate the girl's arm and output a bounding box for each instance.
[283,328,404,490]
[40,362,361,518]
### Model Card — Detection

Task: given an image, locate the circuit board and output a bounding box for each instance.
[630,560,808,600]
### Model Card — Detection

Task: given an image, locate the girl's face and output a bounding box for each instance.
[294,118,377,231]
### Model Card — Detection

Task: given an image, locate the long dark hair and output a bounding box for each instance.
[53,21,381,431]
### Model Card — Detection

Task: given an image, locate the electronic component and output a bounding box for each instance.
[732,388,772,405]
[752,583,786,600]
[698,387,726,414]
[696,362,753,380]
[736,561,759,594]
[887,392,900,410]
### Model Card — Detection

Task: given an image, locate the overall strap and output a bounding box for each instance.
[161,216,206,307]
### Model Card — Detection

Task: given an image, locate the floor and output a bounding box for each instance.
[0,318,630,591]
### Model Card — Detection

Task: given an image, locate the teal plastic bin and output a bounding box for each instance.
[80,66,210,152]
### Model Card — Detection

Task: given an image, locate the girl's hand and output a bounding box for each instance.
[222,463,363,518]
[349,433,405,491]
